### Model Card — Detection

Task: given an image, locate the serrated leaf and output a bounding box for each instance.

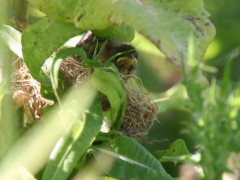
[0,24,22,57]
[92,136,174,180]
[42,100,103,180]
[28,0,215,66]
[21,18,84,82]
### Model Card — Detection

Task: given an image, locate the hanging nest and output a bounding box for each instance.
[12,54,158,137]
[11,59,54,126]
[120,77,158,138]
[59,56,158,138]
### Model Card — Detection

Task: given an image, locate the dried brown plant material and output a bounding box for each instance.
[120,77,158,138]
[180,163,199,180]
[12,53,158,138]
[11,28,158,137]
[59,56,90,85]
[59,57,158,138]
[222,153,240,180]
[12,59,54,125]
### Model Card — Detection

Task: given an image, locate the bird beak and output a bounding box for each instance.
[116,57,137,65]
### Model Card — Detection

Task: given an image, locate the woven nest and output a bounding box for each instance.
[59,57,158,138]
[12,59,54,126]
[12,57,158,137]
[120,78,158,138]
[59,56,90,86]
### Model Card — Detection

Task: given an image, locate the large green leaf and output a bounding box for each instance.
[42,99,103,180]
[21,18,84,81]
[92,136,175,180]
[28,0,215,66]
[92,25,135,42]
[0,82,96,179]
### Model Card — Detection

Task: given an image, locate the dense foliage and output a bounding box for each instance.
[2,0,239,180]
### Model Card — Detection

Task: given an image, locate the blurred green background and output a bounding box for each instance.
[132,0,240,176]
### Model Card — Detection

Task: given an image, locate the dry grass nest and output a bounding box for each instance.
[11,59,54,126]
[121,79,159,138]
[12,57,158,137]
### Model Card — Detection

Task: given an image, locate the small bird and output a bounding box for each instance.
[76,31,138,76]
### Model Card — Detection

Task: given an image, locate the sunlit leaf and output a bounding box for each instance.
[42,99,103,180]
[28,0,215,66]
[21,18,84,81]
[92,25,135,42]
[0,83,96,179]
[0,24,22,58]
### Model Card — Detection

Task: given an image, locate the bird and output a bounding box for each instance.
[73,31,138,112]
[76,31,138,76]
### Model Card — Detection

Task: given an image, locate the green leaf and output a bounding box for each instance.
[221,59,232,96]
[21,18,84,82]
[93,39,108,62]
[153,139,191,163]
[95,131,123,143]
[92,136,174,180]
[28,0,215,66]
[93,25,135,42]
[0,24,22,57]
[90,68,127,128]
[0,82,96,179]
[42,99,103,180]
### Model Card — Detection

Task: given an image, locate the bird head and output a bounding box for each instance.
[76,31,138,75]
[110,44,138,75]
